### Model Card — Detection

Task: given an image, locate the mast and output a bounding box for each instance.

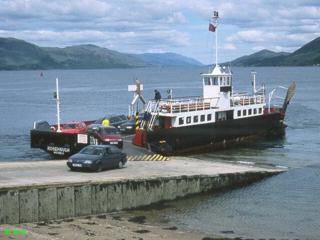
[55,78,61,132]
[209,11,219,66]
[251,71,257,95]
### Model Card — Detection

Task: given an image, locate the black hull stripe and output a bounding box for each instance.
[147,113,284,154]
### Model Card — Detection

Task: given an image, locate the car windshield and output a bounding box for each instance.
[100,128,119,135]
[80,146,104,155]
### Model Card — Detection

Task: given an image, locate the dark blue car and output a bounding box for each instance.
[67,145,127,172]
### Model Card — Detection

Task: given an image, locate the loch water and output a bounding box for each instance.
[0,67,319,239]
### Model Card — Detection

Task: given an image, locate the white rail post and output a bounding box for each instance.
[268,89,276,113]
[56,78,61,132]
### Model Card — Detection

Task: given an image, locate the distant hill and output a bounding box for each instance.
[280,37,320,66]
[229,36,320,66]
[230,50,290,66]
[0,37,203,70]
[43,44,148,69]
[133,52,203,67]
[0,38,59,70]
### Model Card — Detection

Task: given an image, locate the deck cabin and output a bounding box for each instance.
[141,65,266,130]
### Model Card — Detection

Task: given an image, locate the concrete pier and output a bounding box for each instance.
[0,158,283,224]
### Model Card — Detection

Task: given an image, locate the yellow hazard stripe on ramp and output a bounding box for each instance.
[150,154,158,161]
[127,154,169,161]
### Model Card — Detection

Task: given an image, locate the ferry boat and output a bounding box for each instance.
[133,11,296,154]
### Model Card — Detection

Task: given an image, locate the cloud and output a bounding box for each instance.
[227,30,278,43]
[279,6,320,19]
[223,43,236,50]
[0,0,319,63]
[166,12,187,24]
[252,45,296,53]
[0,28,189,53]
[228,29,318,47]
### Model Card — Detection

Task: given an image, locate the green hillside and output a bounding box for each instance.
[281,37,320,66]
[0,38,58,70]
[230,49,289,66]
[229,36,320,66]
[43,44,148,69]
[0,37,203,70]
[133,52,203,66]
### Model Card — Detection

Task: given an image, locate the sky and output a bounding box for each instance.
[0,0,319,64]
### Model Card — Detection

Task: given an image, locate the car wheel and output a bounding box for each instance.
[69,167,75,171]
[118,161,124,169]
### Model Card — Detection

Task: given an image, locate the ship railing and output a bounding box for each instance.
[152,97,219,114]
[268,85,288,113]
[140,100,159,129]
[230,94,265,107]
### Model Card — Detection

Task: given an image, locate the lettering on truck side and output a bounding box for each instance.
[47,146,71,155]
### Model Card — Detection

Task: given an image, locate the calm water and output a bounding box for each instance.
[0,67,319,238]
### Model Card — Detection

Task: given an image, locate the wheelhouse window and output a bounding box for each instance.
[200,114,205,122]
[248,109,252,115]
[237,110,241,117]
[213,77,218,85]
[222,77,226,86]
[193,115,199,123]
[243,109,247,116]
[207,114,212,121]
[259,108,262,114]
[204,77,211,85]
[254,109,257,114]
[179,117,184,125]
[186,116,191,124]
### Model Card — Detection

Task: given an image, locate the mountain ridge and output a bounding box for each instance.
[0,37,203,70]
[228,36,320,66]
[132,52,203,67]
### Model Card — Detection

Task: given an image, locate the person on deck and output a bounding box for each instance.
[154,89,161,101]
[102,118,110,127]
[143,111,151,121]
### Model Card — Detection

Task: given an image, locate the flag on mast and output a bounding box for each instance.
[209,23,216,32]
[209,11,218,32]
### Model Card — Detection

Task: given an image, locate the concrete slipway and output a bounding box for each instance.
[0,157,283,225]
